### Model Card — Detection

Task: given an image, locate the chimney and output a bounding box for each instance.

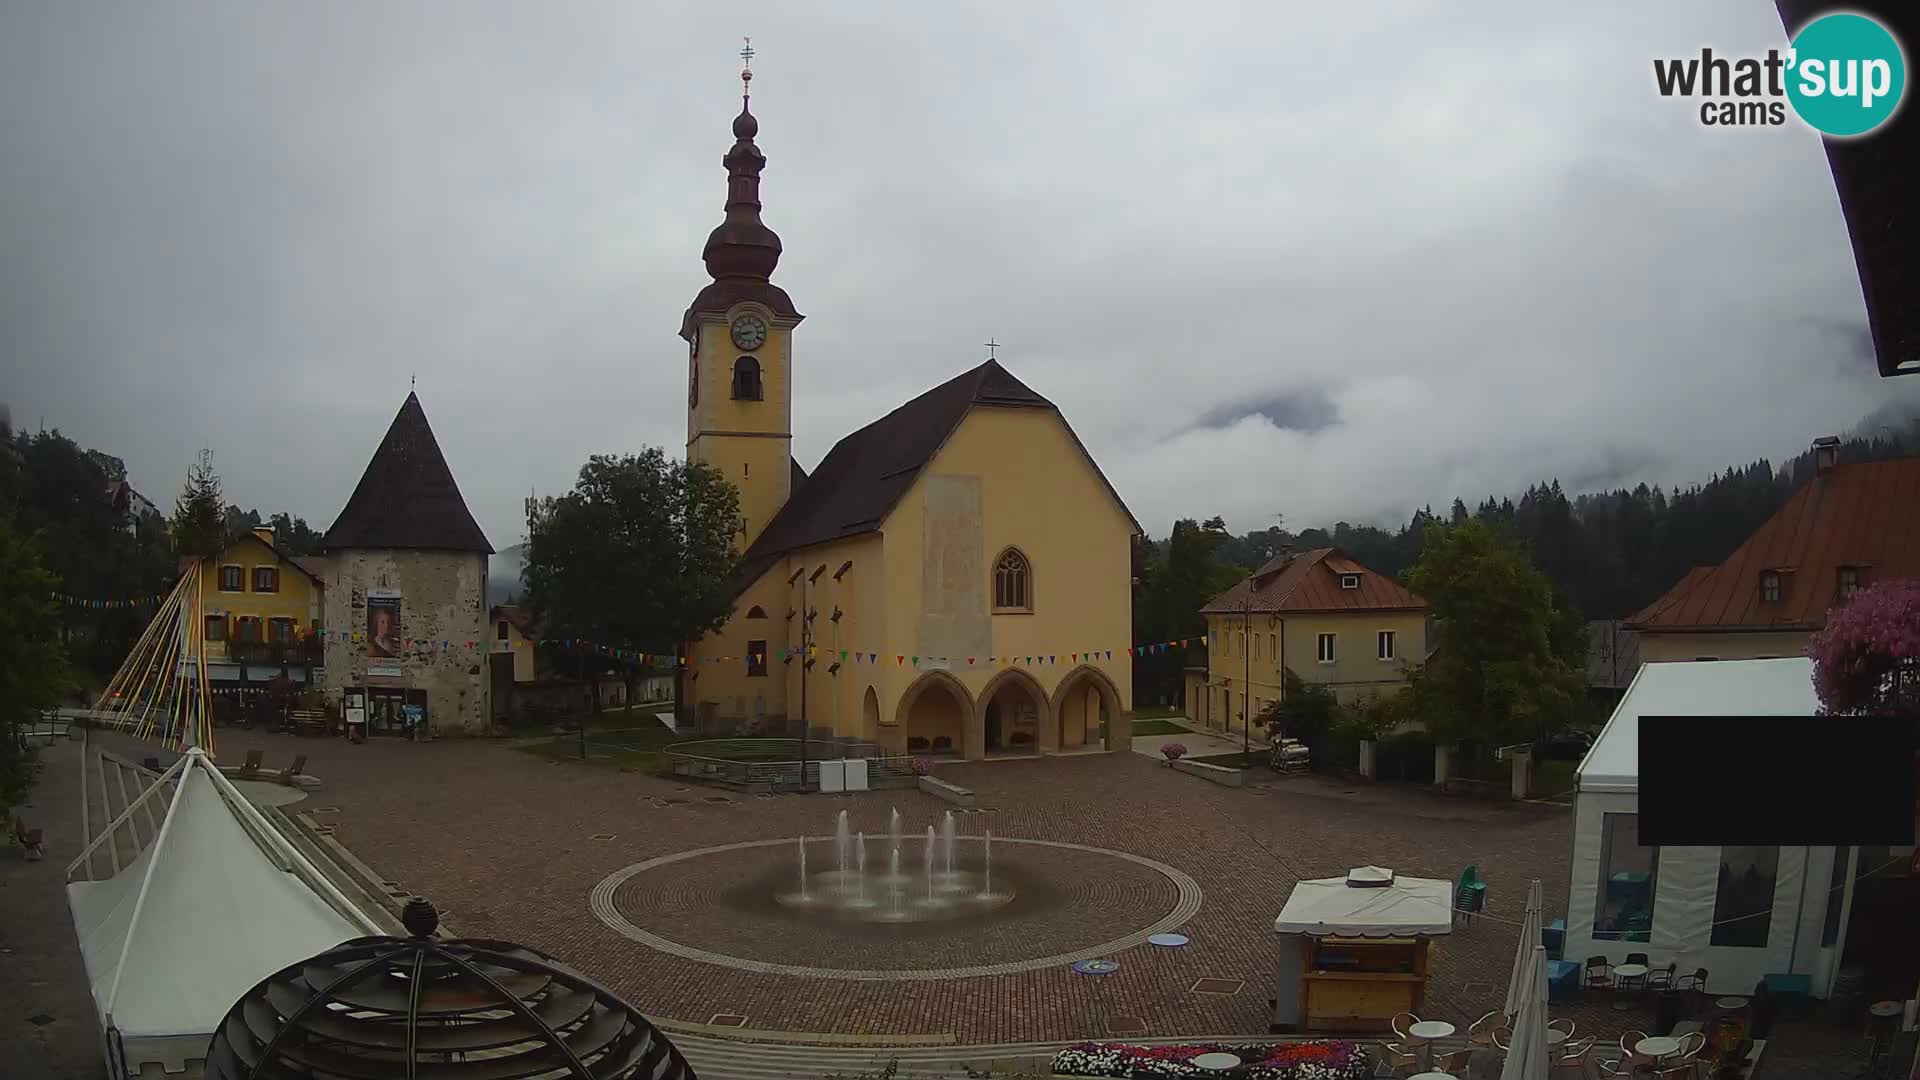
[252,526,276,547]
[1812,436,1840,476]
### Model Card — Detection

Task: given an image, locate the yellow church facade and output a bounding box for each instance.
[678,73,1136,759]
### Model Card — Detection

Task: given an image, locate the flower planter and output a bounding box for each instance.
[917,774,975,807]
[1052,1040,1369,1080]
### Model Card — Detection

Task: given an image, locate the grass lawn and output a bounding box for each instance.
[1188,750,1269,770]
[1132,718,1191,736]
[1133,707,1187,720]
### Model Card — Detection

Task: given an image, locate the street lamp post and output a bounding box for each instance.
[789,566,810,788]
[1242,547,1272,755]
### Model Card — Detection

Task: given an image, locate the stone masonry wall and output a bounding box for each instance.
[321,549,489,734]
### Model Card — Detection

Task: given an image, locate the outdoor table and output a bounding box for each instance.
[1406,1020,1455,1066]
[1635,1035,1683,1063]
[1612,963,1650,1010]
[1544,1028,1568,1048]
[1409,1073,1456,1080]
[1191,1053,1242,1071]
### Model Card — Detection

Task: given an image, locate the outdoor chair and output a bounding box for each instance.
[1619,1030,1657,1071]
[1390,1011,1419,1041]
[1674,967,1709,993]
[276,754,307,786]
[1467,1009,1503,1047]
[1620,951,1652,991]
[1372,1041,1419,1076]
[10,816,45,861]
[1585,955,1615,990]
[1433,1047,1474,1074]
[236,749,264,779]
[1555,1036,1596,1074]
[1490,1026,1512,1052]
[1646,962,1678,992]
[1547,1017,1577,1042]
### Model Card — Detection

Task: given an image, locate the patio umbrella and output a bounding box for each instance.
[1500,943,1553,1080]
[1503,878,1544,1018]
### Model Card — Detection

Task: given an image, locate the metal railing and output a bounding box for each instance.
[663,742,917,790]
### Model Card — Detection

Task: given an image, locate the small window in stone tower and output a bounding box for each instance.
[993,548,1032,612]
[732,356,763,400]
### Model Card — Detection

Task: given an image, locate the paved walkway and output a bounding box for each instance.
[1129,728,1251,761]
[3,727,1874,1079]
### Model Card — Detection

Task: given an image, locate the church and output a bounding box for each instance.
[680,65,1139,760]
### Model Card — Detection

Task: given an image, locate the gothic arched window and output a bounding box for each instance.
[993,548,1032,612]
[732,356,763,401]
[745,605,767,619]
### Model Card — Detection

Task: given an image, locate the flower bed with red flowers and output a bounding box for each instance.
[1051,1040,1369,1080]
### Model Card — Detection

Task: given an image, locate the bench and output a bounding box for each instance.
[290,709,329,737]
[277,754,308,786]
[234,749,265,780]
[11,816,44,861]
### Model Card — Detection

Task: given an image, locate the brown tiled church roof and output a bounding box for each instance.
[322,392,493,554]
[1200,547,1427,615]
[1626,455,1920,633]
[734,358,1139,588]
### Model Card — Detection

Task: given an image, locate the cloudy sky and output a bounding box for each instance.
[4,1,1915,549]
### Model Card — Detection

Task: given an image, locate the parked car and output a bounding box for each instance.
[1537,731,1595,761]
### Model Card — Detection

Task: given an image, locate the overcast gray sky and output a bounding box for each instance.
[4,1,1915,550]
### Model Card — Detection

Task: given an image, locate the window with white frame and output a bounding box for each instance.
[1339,573,1360,589]
[1759,571,1782,603]
[1837,566,1863,599]
[1377,630,1396,660]
[1316,633,1336,664]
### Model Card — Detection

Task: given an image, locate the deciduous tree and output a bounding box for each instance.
[0,518,73,819]
[1402,518,1586,746]
[523,449,742,725]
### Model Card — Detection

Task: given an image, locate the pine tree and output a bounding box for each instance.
[172,449,225,560]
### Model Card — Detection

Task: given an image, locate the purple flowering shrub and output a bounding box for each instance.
[1807,579,1920,717]
[1160,742,1188,764]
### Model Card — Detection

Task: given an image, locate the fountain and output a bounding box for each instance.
[941,811,956,875]
[923,826,936,903]
[775,806,1011,924]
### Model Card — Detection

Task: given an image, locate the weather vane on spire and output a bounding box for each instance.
[740,36,754,94]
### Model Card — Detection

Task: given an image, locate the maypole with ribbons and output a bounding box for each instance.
[90,557,215,753]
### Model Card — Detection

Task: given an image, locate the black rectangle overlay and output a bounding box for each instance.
[1638,715,1914,847]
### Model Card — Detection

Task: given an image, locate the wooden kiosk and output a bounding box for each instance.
[1269,866,1452,1034]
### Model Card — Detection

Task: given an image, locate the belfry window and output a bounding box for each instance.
[732,356,763,400]
[993,548,1032,612]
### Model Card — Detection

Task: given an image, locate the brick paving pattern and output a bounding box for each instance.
[6,728,1875,1078]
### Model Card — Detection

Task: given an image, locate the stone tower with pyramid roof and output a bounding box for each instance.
[320,392,494,735]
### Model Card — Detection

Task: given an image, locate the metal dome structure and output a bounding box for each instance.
[204,898,698,1080]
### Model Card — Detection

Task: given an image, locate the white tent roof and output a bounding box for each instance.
[1272,867,1455,937]
[66,749,378,1042]
[1577,657,1818,793]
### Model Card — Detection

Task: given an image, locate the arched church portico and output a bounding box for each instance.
[977,668,1051,755]
[895,670,973,757]
[1052,665,1128,752]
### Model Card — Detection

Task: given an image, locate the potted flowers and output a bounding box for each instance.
[1052,1041,1368,1080]
[909,757,932,777]
[1160,742,1188,766]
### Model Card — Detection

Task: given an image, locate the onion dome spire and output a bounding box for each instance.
[702,38,783,283]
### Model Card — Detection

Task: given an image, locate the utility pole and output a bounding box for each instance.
[1243,546,1273,755]
[790,564,815,790]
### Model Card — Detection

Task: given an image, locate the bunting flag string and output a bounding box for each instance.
[50,590,166,610]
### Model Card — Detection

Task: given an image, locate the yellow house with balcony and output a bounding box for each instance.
[675,81,1137,759]
[195,527,326,682]
[1190,548,1428,738]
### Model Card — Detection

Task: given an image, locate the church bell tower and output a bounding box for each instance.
[683,42,803,551]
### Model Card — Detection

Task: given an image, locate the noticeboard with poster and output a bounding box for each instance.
[366,591,401,658]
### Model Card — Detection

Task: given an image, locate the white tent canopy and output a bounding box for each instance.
[1273,866,1455,938]
[1565,658,1850,999]
[66,748,381,1076]
[1577,657,1819,792]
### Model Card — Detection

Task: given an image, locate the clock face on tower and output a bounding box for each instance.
[730,313,768,351]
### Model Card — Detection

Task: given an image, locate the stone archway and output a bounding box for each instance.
[976,668,1051,754]
[861,685,880,742]
[1051,665,1128,752]
[895,671,974,758]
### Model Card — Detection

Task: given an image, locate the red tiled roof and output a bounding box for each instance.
[491,604,539,642]
[1627,456,1920,632]
[1199,547,1427,615]
[179,538,326,586]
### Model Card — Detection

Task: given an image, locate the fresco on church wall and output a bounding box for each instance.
[918,474,992,660]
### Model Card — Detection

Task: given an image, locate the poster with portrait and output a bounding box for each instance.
[366,592,402,658]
